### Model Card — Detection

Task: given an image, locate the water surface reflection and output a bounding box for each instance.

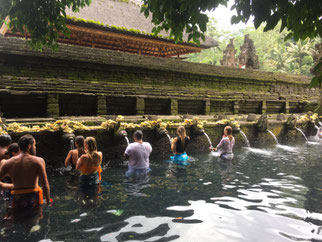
[0,143,321,241]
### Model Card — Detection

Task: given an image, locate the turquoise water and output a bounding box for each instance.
[1,142,322,242]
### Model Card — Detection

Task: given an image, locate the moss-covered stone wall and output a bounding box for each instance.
[0,36,320,118]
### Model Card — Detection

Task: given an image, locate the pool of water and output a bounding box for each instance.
[1,142,322,242]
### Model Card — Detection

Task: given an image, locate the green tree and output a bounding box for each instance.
[0,0,92,50]
[285,39,315,75]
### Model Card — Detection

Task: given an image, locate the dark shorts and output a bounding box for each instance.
[9,192,41,209]
[79,172,100,186]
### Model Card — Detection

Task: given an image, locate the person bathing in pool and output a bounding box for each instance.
[0,134,51,207]
[211,126,235,160]
[0,134,12,161]
[76,137,103,186]
[171,126,190,165]
[1,143,20,200]
[124,130,152,177]
[65,136,85,170]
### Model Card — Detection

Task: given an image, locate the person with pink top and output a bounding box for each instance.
[211,126,235,160]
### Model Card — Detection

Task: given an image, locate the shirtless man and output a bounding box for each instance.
[0,134,51,207]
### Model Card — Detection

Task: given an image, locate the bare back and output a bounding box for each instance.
[0,153,47,190]
[64,149,80,167]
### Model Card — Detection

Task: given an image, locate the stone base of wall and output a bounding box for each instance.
[6,116,319,169]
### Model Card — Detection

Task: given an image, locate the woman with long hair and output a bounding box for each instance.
[212,126,235,160]
[170,126,190,166]
[76,137,103,186]
[64,136,85,169]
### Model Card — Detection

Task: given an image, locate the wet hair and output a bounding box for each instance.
[75,135,85,158]
[134,130,143,140]
[18,134,35,152]
[177,126,186,138]
[177,126,188,147]
[85,137,100,164]
[7,143,19,157]
[0,134,12,148]
[225,126,233,141]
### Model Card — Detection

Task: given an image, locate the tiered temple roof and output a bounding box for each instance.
[0,0,218,58]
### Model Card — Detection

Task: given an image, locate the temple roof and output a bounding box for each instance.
[0,0,218,58]
[65,0,217,48]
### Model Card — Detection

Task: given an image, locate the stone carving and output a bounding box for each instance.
[221,38,237,67]
[311,41,322,75]
[256,114,268,132]
[238,34,259,69]
[286,114,297,130]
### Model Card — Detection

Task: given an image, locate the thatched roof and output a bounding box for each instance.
[65,0,218,48]
[1,0,218,57]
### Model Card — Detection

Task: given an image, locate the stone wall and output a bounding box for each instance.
[0,36,320,118]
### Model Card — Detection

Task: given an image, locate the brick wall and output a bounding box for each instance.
[0,36,320,118]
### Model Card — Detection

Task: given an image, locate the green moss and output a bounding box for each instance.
[66,16,197,45]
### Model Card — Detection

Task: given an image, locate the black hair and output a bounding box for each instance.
[18,134,35,152]
[75,135,85,157]
[0,134,12,148]
[134,130,143,140]
[7,143,19,157]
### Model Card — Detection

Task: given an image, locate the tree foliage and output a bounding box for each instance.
[141,0,322,86]
[0,0,91,50]
[188,19,320,77]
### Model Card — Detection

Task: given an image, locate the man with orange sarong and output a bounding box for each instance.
[0,134,51,208]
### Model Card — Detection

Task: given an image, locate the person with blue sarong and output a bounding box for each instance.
[171,126,190,166]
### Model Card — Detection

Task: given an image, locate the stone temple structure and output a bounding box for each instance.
[220,38,237,67]
[1,0,217,58]
[238,34,260,69]
[0,0,319,120]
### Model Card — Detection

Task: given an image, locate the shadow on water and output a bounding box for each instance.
[0,142,322,241]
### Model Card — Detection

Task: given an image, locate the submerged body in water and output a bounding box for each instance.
[211,126,235,161]
[170,126,190,166]
[77,137,103,186]
[124,130,152,178]
[1,141,321,242]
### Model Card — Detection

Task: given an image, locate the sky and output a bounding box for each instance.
[207,0,253,32]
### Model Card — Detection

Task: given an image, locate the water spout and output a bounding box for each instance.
[239,131,250,147]
[295,127,308,142]
[267,130,279,145]
[166,133,172,146]
[319,121,322,127]
[124,136,130,146]
[203,132,213,147]
[314,124,319,131]
[69,139,75,150]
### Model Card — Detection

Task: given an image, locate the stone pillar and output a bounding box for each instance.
[170,99,178,115]
[221,38,237,67]
[262,100,267,114]
[285,101,290,114]
[238,34,260,69]
[47,94,59,117]
[136,97,145,115]
[233,101,239,115]
[205,100,210,115]
[97,95,107,115]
